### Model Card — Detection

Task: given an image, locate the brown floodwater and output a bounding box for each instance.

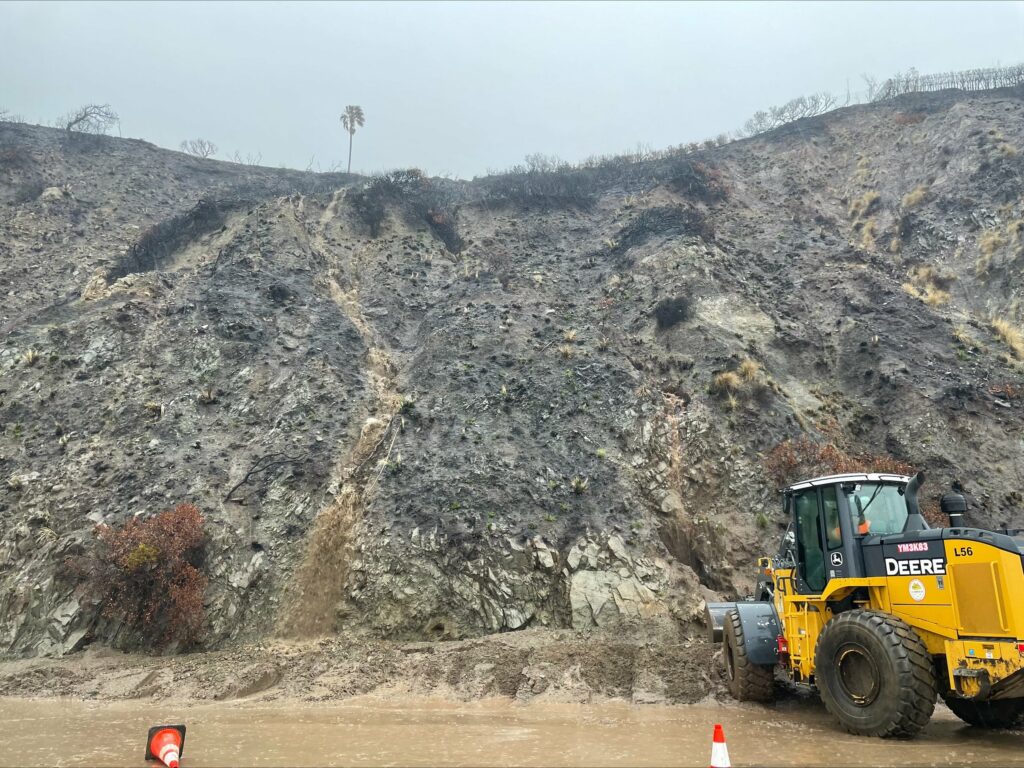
[0,695,1021,767]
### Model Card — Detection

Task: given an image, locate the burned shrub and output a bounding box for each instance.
[349,186,388,237]
[664,159,728,203]
[375,168,429,196]
[654,295,693,329]
[0,144,34,172]
[110,198,227,279]
[74,503,208,648]
[350,169,465,251]
[477,165,598,210]
[268,282,295,305]
[615,206,714,256]
[13,179,46,204]
[426,207,464,252]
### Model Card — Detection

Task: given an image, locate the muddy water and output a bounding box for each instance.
[1,696,1021,767]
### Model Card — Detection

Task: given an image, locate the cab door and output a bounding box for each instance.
[792,484,850,593]
[792,488,827,594]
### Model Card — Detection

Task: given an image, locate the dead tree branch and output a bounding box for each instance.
[224,452,302,502]
[59,104,119,135]
[180,138,218,158]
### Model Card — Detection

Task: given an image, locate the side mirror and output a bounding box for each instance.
[757,557,770,568]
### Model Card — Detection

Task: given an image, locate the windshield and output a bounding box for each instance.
[842,483,907,535]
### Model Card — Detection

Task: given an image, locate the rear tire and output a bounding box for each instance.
[814,610,936,738]
[943,696,1024,729]
[722,609,774,702]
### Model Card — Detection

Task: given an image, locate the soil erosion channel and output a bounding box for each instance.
[2,696,1021,767]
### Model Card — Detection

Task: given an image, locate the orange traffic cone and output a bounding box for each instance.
[709,723,731,768]
[145,724,186,768]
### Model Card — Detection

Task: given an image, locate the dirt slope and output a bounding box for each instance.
[0,86,1022,658]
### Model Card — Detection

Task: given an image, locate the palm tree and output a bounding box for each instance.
[340,105,365,173]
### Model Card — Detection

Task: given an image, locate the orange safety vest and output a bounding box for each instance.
[833,519,871,539]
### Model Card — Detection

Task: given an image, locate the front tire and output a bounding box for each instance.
[943,696,1024,729]
[814,610,936,738]
[723,609,774,702]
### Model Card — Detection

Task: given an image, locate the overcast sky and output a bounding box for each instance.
[3,1,1023,177]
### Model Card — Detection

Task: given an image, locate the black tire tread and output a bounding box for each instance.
[723,609,775,702]
[942,696,1024,729]
[815,610,936,738]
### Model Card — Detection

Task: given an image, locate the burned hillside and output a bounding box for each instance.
[1,85,1023,657]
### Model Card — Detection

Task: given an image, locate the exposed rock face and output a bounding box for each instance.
[1,86,1023,656]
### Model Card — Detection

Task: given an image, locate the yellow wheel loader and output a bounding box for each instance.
[707,471,1024,737]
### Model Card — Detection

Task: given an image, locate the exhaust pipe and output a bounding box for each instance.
[902,471,928,532]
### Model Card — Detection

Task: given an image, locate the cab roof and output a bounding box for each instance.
[785,472,911,491]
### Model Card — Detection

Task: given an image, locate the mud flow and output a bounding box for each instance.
[2,696,1021,767]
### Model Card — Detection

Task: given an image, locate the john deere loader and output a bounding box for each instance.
[707,471,1024,737]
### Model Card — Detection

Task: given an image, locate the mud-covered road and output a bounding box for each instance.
[2,633,1022,766]
[3,694,1022,767]
[0,630,716,704]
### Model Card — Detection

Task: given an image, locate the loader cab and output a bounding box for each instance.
[783,473,913,594]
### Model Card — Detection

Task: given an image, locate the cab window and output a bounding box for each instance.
[842,483,909,536]
[794,490,825,593]
[822,486,842,550]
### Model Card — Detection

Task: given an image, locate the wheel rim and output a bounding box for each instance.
[835,643,880,706]
[725,639,736,681]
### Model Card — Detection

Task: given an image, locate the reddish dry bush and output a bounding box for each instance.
[84,503,208,647]
[668,159,729,203]
[764,438,914,488]
[989,382,1021,401]
[893,112,926,126]
[920,498,945,528]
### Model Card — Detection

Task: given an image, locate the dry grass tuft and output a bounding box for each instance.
[980,229,1006,256]
[952,325,981,350]
[859,217,878,250]
[901,185,929,209]
[977,229,1010,275]
[710,371,743,394]
[1008,219,1024,244]
[903,263,954,307]
[991,317,1024,360]
[853,157,872,184]
[902,282,921,300]
[738,358,761,381]
[848,191,880,220]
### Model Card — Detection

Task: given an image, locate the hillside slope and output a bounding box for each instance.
[1,87,1022,657]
